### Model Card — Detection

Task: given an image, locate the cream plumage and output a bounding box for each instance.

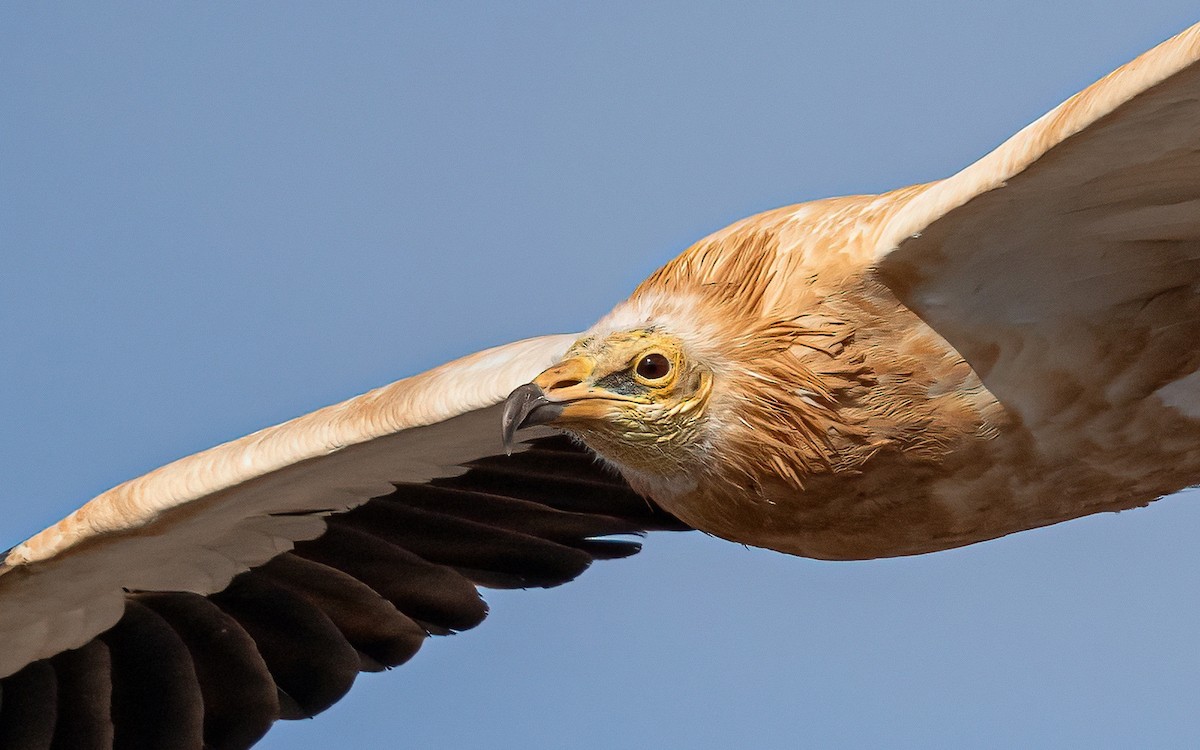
[4,20,1200,750]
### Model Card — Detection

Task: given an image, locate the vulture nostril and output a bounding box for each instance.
[550,378,582,390]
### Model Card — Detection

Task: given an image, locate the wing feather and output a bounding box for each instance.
[0,334,574,677]
[101,600,205,750]
[48,641,113,750]
[208,574,360,720]
[875,23,1200,456]
[136,592,278,750]
[0,660,56,750]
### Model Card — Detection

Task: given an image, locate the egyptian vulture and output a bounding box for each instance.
[3,20,1200,750]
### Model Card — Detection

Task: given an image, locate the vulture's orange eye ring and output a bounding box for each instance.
[634,353,672,382]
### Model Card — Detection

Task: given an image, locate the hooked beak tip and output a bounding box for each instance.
[501,382,564,455]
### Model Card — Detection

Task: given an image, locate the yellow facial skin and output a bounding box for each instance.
[528,330,713,476]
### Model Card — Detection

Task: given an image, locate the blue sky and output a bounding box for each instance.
[4,3,1200,748]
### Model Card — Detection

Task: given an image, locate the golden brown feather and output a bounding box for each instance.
[524,197,1015,559]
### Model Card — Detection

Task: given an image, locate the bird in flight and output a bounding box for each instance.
[3,21,1199,750]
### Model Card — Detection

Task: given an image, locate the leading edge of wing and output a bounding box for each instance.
[875,22,1200,262]
[7,334,578,569]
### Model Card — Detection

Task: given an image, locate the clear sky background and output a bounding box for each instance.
[4,3,1200,748]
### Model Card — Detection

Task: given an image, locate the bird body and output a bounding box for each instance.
[3,20,1200,750]
[621,192,1200,560]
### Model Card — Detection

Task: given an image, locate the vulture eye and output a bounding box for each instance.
[635,353,672,381]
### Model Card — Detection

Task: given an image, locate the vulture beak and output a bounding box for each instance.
[501,383,561,454]
[501,357,597,454]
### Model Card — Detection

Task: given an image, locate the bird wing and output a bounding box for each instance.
[0,333,687,749]
[874,23,1200,449]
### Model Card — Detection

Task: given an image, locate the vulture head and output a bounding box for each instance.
[504,328,714,491]
[504,232,848,506]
